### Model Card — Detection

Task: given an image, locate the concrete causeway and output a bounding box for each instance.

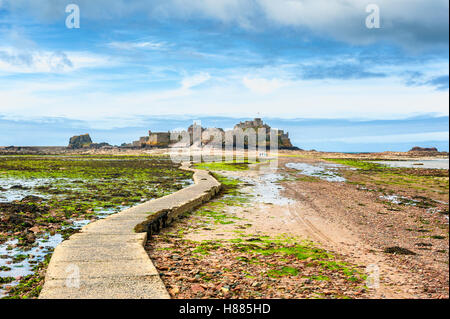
[39,162,221,299]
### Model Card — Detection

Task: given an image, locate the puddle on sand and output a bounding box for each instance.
[379,194,449,223]
[228,167,295,206]
[427,208,449,223]
[252,172,296,206]
[0,178,54,202]
[0,233,63,298]
[373,159,449,169]
[379,194,449,207]
[285,162,348,182]
[379,194,414,205]
[0,177,189,203]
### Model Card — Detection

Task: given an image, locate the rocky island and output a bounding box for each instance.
[124,118,297,150]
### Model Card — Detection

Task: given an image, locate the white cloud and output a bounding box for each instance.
[242,77,285,94]
[255,0,448,47]
[181,72,211,90]
[0,73,448,121]
[0,46,112,74]
[107,41,167,50]
[0,47,70,73]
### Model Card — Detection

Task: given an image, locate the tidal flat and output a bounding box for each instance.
[0,155,193,298]
[146,163,368,299]
[147,153,448,299]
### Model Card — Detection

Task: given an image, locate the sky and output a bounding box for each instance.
[0,0,448,151]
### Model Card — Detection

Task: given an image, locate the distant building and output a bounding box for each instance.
[147,131,171,146]
[131,131,171,147]
[233,118,293,149]
[234,118,267,130]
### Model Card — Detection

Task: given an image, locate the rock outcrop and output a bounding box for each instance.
[68,134,93,149]
[409,146,439,153]
[68,134,112,149]
[409,146,439,152]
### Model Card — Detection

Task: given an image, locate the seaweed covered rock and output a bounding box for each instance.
[68,134,93,149]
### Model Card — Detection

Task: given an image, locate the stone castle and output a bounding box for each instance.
[128,118,295,149]
[233,118,293,149]
[131,131,171,147]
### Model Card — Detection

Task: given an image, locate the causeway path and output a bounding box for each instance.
[39,162,221,299]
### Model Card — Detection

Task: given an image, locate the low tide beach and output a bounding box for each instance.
[0,149,448,299]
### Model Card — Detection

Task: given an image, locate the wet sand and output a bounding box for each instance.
[277,156,448,298]
[148,152,448,299]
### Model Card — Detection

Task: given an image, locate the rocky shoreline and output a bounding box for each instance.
[0,155,192,298]
[0,149,448,299]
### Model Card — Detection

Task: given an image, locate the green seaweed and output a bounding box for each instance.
[193,161,256,171]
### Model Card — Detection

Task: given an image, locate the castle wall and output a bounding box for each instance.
[147,133,170,146]
[130,118,295,149]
